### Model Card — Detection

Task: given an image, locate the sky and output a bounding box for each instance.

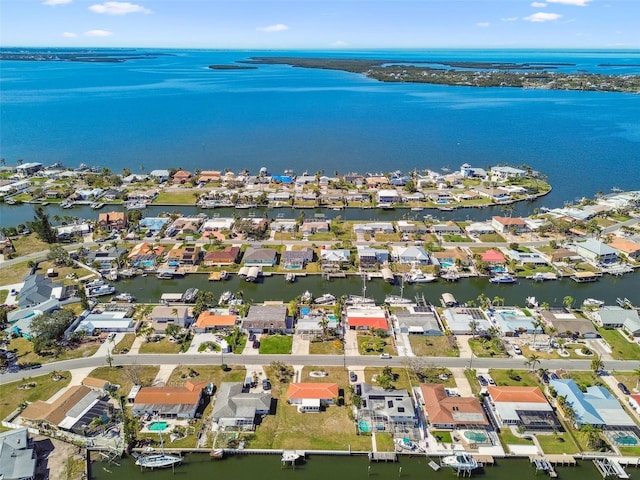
[1,0,638,49]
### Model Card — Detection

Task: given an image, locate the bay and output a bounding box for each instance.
[1,48,639,209]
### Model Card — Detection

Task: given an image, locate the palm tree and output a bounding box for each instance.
[319,316,330,341]
[526,353,541,372]
[531,318,545,349]
[590,354,604,374]
[468,320,479,339]
[563,295,574,310]
[580,423,602,449]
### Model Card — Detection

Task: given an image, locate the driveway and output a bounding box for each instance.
[344,330,360,356]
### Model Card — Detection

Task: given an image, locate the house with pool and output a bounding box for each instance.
[131,380,209,419]
[485,386,560,431]
[419,384,489,431]
[356,383,418,435]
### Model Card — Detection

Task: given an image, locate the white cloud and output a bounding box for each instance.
[257,24,289,33]
[89,2,151,15]
[524,12,562,22]
[62,32,78,37]
[501,17,519,22]
[531,2,547,7]
[84,29,113,37]
[476,22,490,28]
[330,40,348,47]
[547,0,591,5]
[42,0,72,5]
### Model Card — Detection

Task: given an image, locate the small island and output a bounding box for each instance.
[208,64,258,70]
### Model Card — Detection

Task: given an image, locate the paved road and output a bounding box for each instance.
[2,353,638,385]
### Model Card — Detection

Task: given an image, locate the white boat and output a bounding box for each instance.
[91,202,105,210]
[384,295,413,305]
[404,270,437,283]
[113,292,135,302]
[301,290,313,303]
[314,293,336,305]
[219,291,234,305]
[526,296,538,308]
[85,279,106,289]
[285,273,296,282]
[489,273,516,284]
[395,437,418,451]
[220,270,229,280]
[87,284,116,297]
[181,288,199,303]
[441,453,479,472]
[126,201,147,210]
[441,270,460,282]
[136,430,182,469]
[583,298,604,307]
[345,295,375,305]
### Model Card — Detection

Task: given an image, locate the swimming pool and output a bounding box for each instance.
[440,261,454,269]
[463,430,489,443]
[300,307,311,315]
[612,432,638,446]
[148,421,169,432]
[358,419,371,433]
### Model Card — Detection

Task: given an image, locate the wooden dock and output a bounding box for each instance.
[474,455,495,467]
[368,452,397,462]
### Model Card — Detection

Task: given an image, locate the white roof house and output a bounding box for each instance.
[574,239,618,264]
[74,311,137,335]
[442,308,491,335]
[596,306,640,337]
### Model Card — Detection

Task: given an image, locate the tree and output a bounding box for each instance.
[26,206,57,243]
[29,309,75,346]
[166,323,181,340]
[563,296,574,310]
[580,423,603,449]
[468,320,479,339]
[526,353,541,372]
[531,318,545,349]
[319,316,330,341]
[138,323,155,342]
[591,354,605,374]
[47,245,72,266]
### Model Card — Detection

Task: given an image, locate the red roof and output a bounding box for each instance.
[288,383,339,400]
[487,386,548,403]
[347,316,388,330]
[481,249,505,263]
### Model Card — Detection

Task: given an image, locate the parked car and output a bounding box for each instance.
[487,377,496,386]
[379,353,391,359]
[252,340,260,349]
[477,375,488,386]
[355,383,362,396]
[249,334,256,342]
[512,345,522,355]
[262,379,271,391]
[549,372,559,380]
[349,371,357,382]
[618,383,631,395]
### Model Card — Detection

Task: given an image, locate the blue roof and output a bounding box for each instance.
[271,175,292,184]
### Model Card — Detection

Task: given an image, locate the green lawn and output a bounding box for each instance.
[408,335,460,357]
[10,234,53,256]
[0,290,8,303]
[488,369,540,386]
[468,338,508,358]
[259,335,293,354]
[88,365,160,394]
[464,369,481,395]
[364,367,413,392]
[431,430,453,443]
[139,337,184,354]
[598,327,640,360]
[153,190,199,204]
[167,365,246,386]
[479,233,506,242]
[565,371,604,391]
[357,334,395,356]
[500,429,535,447]
[0,372,71,420]
[8,337,100,366]
[0,260,31,286]
[619,446,640,456]
[112,333,136,354]
[536,432,581,454]
[309,338,344,355]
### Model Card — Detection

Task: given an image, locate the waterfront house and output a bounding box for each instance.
[87,246,126,270]
[122,174,148,183]
[491,216,528,234]
[212,382,272,430]
[166,217,203,237]
[506,250,548,267]
[149,169,170,182]
[419,384,489,430]
[345,190,368,202]
[167,245,202,266]
[20,385,111,435]
[301,220,330,235]
[288,383,339,412]
[353,222,395,235]
[474,186,511,202]
[480,249,506,264]
[139,217,170,233]
[241,304,291,334]
[193,312,238,333]
[148,305,191,332]
[428,190,454,203]
[466,222,496,236]
[574,238,618,265]
[295,310,339,338]
[203,246,240,266]
[489,308,541,336]
[357,246,389,269]
[74,310,137,335]
[486,386,559,430]
[243,247,278,267]
[74,187,104,201]
[200,217,235,232]
[358,383,418,431]
[395,308,442,336]
[97,211,127,231]
[460,163,487,179]
[366,175,389,188]
[132,380,207,419]
[281,248,314,269]
[320,248,351,270]
[0,428,37,480]
[172,170,192,184]
[15,162,43,178]
[346,306,389,331]
[490,166,527,181]
[396,220,428,235]
[377,189,401,204]
[441,308,491,335]
[128,242,165,264]
[270,219,297,233]
[595,306,640,337]
[126,188,158,202]
[607,236,640,260]
[549,379,636,429]
[394,245,430,265]
[431,248,471,267]
[540,308,599,338]
[198,170,221,183]
[431,222,463,236]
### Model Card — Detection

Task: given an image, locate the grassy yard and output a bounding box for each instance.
[408,335,459,357]
[8,337,101,366]
[357,334,395,356]
[619,446,640,456]
[521,344,584,360]
[363,367,413,392]
[500,429,535,447]
[431,430,453,443]
[488,369,540,387]
[309,338,344,355]
[139,337,185,354]
[299,366,349,385]
[464,369,481,395]
[536,432,581,454]
[468,338,508,358]
[478,233,506,242]
[112,333,136,354]
[564,371,603,391]
[0,372,71,420]
[10,234,52,256]
[0,289,8,303]
[153,190,199,204]
[0,260,30,285]
[598,327,640,360]
[167,365,246,386]
[88,365,160,393]
[375,432,397,452]
[259,335,293,354]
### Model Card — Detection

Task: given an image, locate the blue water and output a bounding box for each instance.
[1,48,639,208]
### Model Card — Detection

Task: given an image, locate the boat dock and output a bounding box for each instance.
[474,455,495,467]
[593,458,629,479]
[571,272,600,283]
[530,455,558,477]
[368,452,398,462]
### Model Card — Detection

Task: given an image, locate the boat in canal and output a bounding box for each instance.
[404,270,437,283]
[87,284,116,297]
[135,430,182,470]
[441,453,479,472]
[314,293,336,305]
[489,273,517,284]
[112,292,135,302]
[182,288,199,303]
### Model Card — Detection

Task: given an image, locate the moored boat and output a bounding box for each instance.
[314,293,336,305]
[489,273,516,284]
[441,453,479,472]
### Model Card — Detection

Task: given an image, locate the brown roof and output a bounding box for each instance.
[420,384,488,426]
[493,216,526,226]
[21,385,96,424]
[487,386,548,403]
[288,383,339,400]
[98,211,127,223]
[82,377,110,389]
[195,312,237,328]
[608,237,640,255]
[173,170,192,179]
[203,246,240,263]
[134,381,207,406]
[432,248,469,262]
